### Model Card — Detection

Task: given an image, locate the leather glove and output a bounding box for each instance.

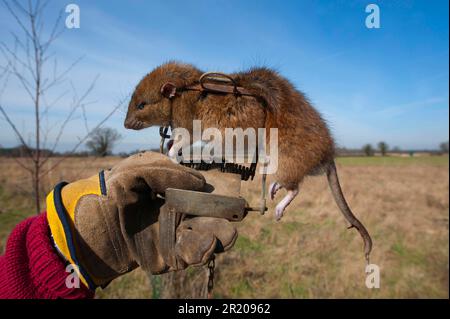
[46,151,238,290]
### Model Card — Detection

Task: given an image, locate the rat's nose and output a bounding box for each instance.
[124,118,134,129]
[124,118,143,130]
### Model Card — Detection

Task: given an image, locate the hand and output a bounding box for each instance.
[46,151,237,289]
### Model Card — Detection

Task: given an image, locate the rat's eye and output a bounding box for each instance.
[136,102,146,110]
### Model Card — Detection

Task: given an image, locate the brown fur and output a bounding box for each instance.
[124,62,335,190]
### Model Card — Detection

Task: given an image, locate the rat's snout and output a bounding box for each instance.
[124,117,144,130]
[124,117,133,129]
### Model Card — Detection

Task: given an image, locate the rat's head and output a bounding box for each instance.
[124,62,202,130]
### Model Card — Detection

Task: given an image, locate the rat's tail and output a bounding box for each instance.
[326,160,372,263]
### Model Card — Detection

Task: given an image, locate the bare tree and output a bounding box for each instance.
[86,127,122,156]
[362,144,374,157]
[377,141,388,156]
[0,0,123,213]
[440,141,449,154]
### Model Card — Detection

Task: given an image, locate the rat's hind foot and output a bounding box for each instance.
[275,188,299,221]
[269,182,282,200]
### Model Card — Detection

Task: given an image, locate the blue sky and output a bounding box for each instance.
[0,0,448,152]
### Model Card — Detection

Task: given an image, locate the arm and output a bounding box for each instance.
[0,213,93,299]
[0,151,237,299]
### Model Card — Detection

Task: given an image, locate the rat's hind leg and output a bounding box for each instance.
[270,151,306,220]
[275,187,299,221]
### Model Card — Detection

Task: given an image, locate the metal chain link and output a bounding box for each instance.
[207,255,215,299]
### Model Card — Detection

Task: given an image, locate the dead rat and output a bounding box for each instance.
[124,61,372,261]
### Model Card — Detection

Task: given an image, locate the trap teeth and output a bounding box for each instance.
[181,158,256,181]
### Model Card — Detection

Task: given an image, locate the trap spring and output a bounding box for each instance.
[182,160,257,181]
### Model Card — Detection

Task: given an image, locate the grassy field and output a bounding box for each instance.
[0,155,448,298]
[336,155,449,166]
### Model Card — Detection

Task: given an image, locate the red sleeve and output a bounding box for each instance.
[0,212,94,299]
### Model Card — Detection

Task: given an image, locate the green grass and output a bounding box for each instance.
[234,235,263,253]
[284,281,308,298]
[0,186,34,252]
[95,268,152,299]
[391,240,426,266]
[336,155,449,166]
[230,278,254,296]
[0,209,33,251]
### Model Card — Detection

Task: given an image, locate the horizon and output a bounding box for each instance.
[0,0,448,153]
[0,142,446,154]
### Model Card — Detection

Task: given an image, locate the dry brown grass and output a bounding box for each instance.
[0,155,448,298]
[216,161,449,298]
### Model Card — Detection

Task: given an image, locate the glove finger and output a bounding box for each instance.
[175,228,217,266]
[110,151,204,183]
[107,152,205,195]
[136,166,205,194]
[109,151,175,172]
[180,217,238,252]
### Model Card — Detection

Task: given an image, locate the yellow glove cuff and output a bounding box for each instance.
[46,170,107,290]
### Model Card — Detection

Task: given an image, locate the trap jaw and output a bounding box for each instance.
[158,169,264,270]
[158,125,269,216]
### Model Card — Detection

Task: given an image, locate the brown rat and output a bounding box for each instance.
[124,61,372,261]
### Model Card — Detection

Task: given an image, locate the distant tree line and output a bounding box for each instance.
[440,141,449,153]
[2,137,448,158]
[0,144,159,158]
[0,126,160,158]
[355,141,449,157]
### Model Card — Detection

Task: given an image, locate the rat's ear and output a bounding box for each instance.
[161,82,177,99]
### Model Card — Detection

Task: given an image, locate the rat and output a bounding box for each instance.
[124,61,372,261]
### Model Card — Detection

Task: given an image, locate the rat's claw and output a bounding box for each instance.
[269,182,282,200]
[275,204,285,221]
[274,188,299,221]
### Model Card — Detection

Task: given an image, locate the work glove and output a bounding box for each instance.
[46,151,237,290]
